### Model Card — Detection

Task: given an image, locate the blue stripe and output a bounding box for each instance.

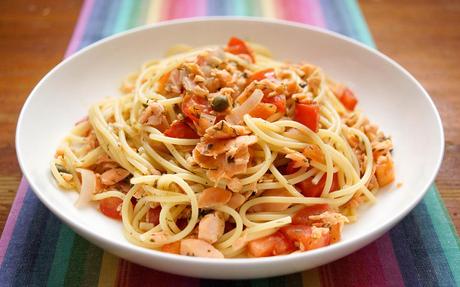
[207,0,231,16]
[389,206,448,286]
[78,0,114,49]
[29,214,63,286]
[0,190,49,284]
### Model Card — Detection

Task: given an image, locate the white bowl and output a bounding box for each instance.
[16,18,444,279]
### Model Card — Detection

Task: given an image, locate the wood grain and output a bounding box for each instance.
[0,0,82,233]
[359,0,460,232]
[0,1,458,236]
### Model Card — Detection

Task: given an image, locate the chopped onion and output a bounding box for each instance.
[75,168,96,208]
[226,89,264,124]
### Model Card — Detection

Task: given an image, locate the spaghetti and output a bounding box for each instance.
[51,37,395,258]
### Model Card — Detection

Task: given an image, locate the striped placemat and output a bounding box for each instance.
[1,1,459,286]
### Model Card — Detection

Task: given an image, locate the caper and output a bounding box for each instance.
[211,95,229,112]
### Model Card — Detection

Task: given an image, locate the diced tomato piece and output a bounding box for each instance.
[330,223,341,243]
[146,206,161,225]
[226,37,255,63]
[99,197,123,220]
[263,95,286,114]
[338,88,358,111]
[281,225,331,251]
[280,225,312,250]
[249,103,277,119]
[292,204,330,225]
[181,94,211,122]
[294,103,320,132]
[308,230,331,250]
[296,173,339,198]
[164,121,199,139]
[284,160,299,175]
[248,68,275,82]
[157,71,171,93]
[247,231,294,257]
[161,241,181,254]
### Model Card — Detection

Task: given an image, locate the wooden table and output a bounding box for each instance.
[0,0,459,234]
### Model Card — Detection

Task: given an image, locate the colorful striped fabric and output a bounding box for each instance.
[1,0,459,286]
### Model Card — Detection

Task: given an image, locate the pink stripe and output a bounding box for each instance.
[0,178,29,264]
[277,0,325,26]
[323,235,404,286]
[162,0,206,20]
[64,0,95,58]
[375,234,405,286]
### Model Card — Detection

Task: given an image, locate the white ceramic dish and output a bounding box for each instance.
[16,17,444,279]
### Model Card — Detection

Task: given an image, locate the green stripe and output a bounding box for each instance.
[46,225,76,287]
[424,186,460,285]
[129,0,148,28]
[30,215,62,285]
[344,0,376,47]
[233,0,248,16]
[113,0,136,33]
[63,235,91,287]
[248,0,262,17]
[80,244,104,287]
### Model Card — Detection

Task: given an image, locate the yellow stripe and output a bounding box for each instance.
[261,0,277,19]
[146,0,164,24]
[97,252,120,287]
[301,268,322,287]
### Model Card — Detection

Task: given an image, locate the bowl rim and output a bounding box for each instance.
[15,16,445,266]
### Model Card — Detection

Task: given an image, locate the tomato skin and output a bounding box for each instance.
[164,121,199,139]
[226,37,255,63]
[294,103,320,132]
[249,103,277,119]
[281,225,331,251]
[280,225,312,250]
[146,206,161,225]
[263,95,286,114]
[99,197,123,220]
[338,88,358,111]
[330,223,341,243]
[248,68,275,82]
[181,94,211,122]
[297,173,339,198]
[292,204,330,225]
[161,241,181,254]
[247,231,294,257]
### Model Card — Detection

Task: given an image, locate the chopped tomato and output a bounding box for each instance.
[99,197,123,220]
[284,160,299,175]
[161,241,181,254]
[226,37,255,63]
[308,230,331,250]
[146,206,161,225]
[294,103,320,132]
[281,225,331,251]
[247,231,294,257]
[296,173,339,198]
[164,121,199,139]
[181,94,211,122]
[330,223,341,243]
[157,71,171,93]
[263,95,286,114]
[248,68,275,82]
[280,225,312,250]
[249,103,277,119]
[250,95,286,120]
[292,204,330,225]
[338,88,358,111]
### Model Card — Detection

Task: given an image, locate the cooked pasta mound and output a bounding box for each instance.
[51,37,395,258]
